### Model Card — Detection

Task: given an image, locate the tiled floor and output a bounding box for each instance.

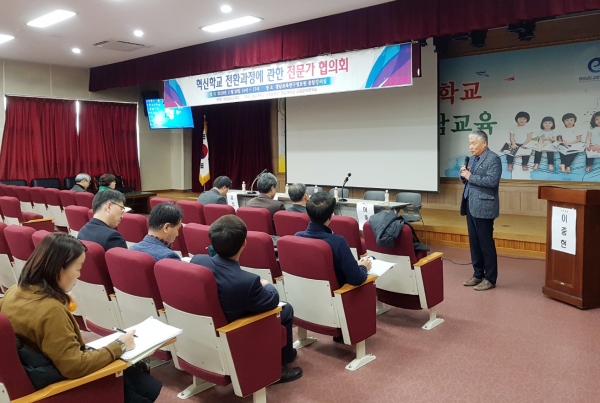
[136,245,600,402]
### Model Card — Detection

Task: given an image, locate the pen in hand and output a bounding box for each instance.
[113,327,138,337]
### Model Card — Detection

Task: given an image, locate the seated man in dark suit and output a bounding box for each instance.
[190,215,302,383]
[197,176,231,205]
[131,202,182,262]
[286,183,308,213]
[296,192,371,287]
[247,172,285,217]
[71,173,91,192]
[78,190,127,251]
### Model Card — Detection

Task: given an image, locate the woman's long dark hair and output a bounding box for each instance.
[19,233,87,305]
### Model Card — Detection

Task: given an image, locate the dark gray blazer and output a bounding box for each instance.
[247,194,285,217]
[460,148,502,220]
[287,204,307,214]
[197,188,227,205]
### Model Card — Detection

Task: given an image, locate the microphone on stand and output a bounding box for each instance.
[339,173,351,202]
[247,169,267,194]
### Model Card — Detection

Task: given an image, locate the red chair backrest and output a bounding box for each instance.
[277,236,340,291]
[14,186,33,203]
[59,190,77,207]
[29,187,47,205]
[105,248,163,310]
[329,215,366,256]
[182,223,211,256]
[176,200,206,225]
[155,260,228,329]
[87,209,93,220]
[150,197,175,210]
[4,186,19,198]
[4,225,36,261]
[0,314,36,399]
[32,230,52,247]
[75,192,94,209]
[363,221,418,265]
[203,204,235,225]
[65,205,91,232]
[0,222,14,259]
[236,207,274,235]
[0,184,6,197]
[43,188,63,208]
[273,211,310,236]
[239,231,281,277]
[79,240,115,294]
[117,213,148,243]
[0,196,24,222]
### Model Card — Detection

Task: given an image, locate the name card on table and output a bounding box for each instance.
[551,206,576,255]
[356,202,375,230]
[227,192,240,211]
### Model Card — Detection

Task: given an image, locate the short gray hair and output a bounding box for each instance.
[257,172,278,194]
[468,130,488,143]
[75,173,91,183]
[288,183,306,202]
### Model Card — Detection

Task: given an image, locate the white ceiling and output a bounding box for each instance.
[0,0,394,69]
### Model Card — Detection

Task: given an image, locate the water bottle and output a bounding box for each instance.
[334,187,339,200]
[384,189,389,203]
[314,185,318,194]
[241,181,246,192]
[285,184,289,195]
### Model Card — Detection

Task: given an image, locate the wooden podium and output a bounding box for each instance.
[538,186,600,309]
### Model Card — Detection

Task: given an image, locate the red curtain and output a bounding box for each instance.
[191,101,273,193]
[0,96,78,183]
[78,101,141,190]
[89,0,600,91]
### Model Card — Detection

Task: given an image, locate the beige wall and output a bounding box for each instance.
[0,59,189,191]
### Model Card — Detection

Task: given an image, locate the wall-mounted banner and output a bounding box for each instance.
[163,43,412,108]
[440,40,600,182]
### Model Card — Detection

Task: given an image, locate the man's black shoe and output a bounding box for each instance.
[275,365,302,384]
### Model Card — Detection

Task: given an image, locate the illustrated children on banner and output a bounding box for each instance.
[557,113,584,174]
[585,111,600,172]
[533,116,557,171]
[505,111,534,171]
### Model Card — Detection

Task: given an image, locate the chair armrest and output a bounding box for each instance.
[217,307,282,333]
[21,218,54,224]
[333,274,377,295]
[414,252,443,267]
[274,276,284,282]
[157,309,165,314]
[13,360,127,403]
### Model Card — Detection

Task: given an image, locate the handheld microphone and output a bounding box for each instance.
[340,173,351,202]
[464,156,470,168]
[248,169,267,194]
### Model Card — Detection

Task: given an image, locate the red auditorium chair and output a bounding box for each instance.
[239,231,286,300]
[3,185,19,198]
[14,186,35,213]
[32,229,51,247]
[182,223,211,256]
[117,213,148,247]
[0,184,7,196]
[203,204,235,225]
[3,225,36,280]
[176,200,206,225]
[59,189,77,208]
[149,196,175,210]
[278,236,377,370]
[0,196,54,231]
[363,221,444,330]
[65,206,91,237]
[273,210,310,237]
[236,207,275,235]
[0,223,16,291]
[0,313,127,403]
[30,187,49,218]
[75,191,94,209]
[329,215,367,259]
[43,188,69,228]
[154,259,283,401]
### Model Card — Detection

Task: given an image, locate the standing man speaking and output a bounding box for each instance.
[460,130,502,291]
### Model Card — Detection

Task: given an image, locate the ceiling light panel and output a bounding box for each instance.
[202,16,261,33]
[27,10,76,28]
[0,34,15,44]
[221,5,232,13]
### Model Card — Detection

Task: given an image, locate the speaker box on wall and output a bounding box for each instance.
[141,90,160,116]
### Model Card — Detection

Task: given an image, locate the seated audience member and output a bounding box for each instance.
[0,233,162,401]
[98,174,117,192]
[190,215,302,383]
[197,175,231,205]
[287,183,309,213]
[78,190,127,251]
[296,192,372,286]
[247,172,285,217]
[130,202,183,262]
[71,173,91,192]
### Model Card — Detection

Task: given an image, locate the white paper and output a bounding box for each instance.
[181,256,192,263]
[586,149,600,158]
[551,207,576,255]
[367,258,395,277]
[514,147,533,157]
[86,317,182,363]
[356,202,375,230]
[227,192,239,211]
